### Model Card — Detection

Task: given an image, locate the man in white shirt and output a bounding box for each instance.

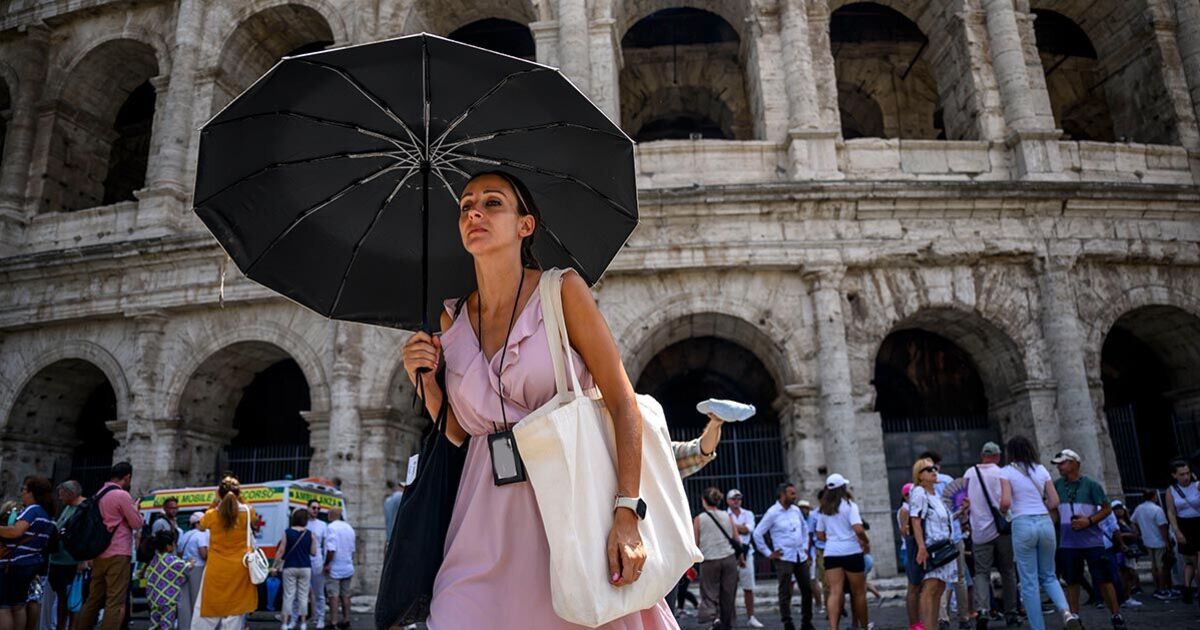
[306,500,330,628]
[726,489,763,628]
[963,442,1017,626]
[324,507,356,629]
[1130,490,1173,600]
[753,483,813,630]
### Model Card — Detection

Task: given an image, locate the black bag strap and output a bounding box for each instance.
[91,485,121,533]
[974,467,1005,524]
[281,528,309,561]
[415,295,469,435]
[703,510,741,555]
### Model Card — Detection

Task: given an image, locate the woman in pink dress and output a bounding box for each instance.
[401,171,678,629]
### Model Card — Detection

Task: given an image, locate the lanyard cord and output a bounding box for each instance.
[476,268,526,434]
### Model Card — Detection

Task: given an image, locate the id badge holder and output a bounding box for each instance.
[487,429,527,486]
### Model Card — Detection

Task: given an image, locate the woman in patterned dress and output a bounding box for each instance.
[910,457,958,630]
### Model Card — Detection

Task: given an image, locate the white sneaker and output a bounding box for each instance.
[1122,597,1143,608]
[747,616,765,628]
[299,623,307,630]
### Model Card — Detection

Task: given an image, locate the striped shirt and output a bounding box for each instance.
[673,438,716,479]
[4,504,55,566]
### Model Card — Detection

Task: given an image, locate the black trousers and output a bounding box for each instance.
[775,558,813,625]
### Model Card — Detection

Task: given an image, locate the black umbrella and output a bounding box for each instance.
[194,33,637,331]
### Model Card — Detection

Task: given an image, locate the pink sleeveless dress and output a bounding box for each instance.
[427,279,678,629]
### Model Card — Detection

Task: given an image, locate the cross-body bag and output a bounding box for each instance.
[242,506,269,585]
[973,467,1012,536]
[703,510,748,562]
[918,490,958,569]
[272,529,309,572]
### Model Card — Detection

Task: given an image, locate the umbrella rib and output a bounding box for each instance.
[435,121,627,155]
[432,157,470,179]
[440,150,636,221]
[195,150,406,207]
[296,59,426,155]
[205,110,418,157]
[244,161,411,274]
[537,217,594,284]
[430,68,550,156]
[328,166,421,314]
[430,165,463,206]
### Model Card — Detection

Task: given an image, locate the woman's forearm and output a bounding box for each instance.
[418,382,466,445]
[612,397,643,498]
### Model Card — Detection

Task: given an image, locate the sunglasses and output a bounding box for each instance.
[921,466,939,474]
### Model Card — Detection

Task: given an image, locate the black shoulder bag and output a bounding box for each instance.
[974,467,1012,536]
[704,510,748,562]
[375,298,470,629]
[917,491,959,570]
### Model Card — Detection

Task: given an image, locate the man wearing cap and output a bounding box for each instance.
[797,499,825,615]
[964,442,1017,628]
[754,483,814,630]
[726,489,763,628]
[1052,449,1126,629]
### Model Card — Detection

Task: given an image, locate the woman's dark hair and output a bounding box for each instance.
[1006,435,1039,472]
[702,487,723,508]
[467,171,542,269]
[23,476,55,516]
[819,486,853,516]
[291,508,310,527]
[1170,459,1191,474]
[152,529,176,554]
[217,475,242,530]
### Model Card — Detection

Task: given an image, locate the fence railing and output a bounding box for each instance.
[221,444,313,484]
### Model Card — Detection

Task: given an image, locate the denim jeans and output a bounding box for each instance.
[1012,515,1069,630]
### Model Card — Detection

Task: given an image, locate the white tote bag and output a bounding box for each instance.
[242,505,270,585]
[513,269,703,627]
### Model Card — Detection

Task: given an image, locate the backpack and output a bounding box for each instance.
[135,520,157,564]
[60,486,119,561]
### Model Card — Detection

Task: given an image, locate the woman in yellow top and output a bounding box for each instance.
[192,475,258,630]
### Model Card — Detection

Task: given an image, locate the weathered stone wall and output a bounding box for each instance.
[1,0,1199,590]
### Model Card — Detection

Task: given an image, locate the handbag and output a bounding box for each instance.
[513,269,703,627]
[67,572,85,613]
[703,510,749,562]
[918,489,959,570]
[973,467,1012,536]
[374,299,470,629]
[242,506,269,585]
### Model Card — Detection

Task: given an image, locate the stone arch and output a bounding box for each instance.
[1029,0,1183,145]
[1,342,131,495]
[614,0,749,43]
[38,38,161,213]
[618,6,754,140]
[1099,304,1200,489]
[400,0,540,36]
[1083,284,1200,382]
[838,81,886,139]
[830,2,942,140]
[1030,9,1114,142]
[206,2,339,114]
[447,18,537,60]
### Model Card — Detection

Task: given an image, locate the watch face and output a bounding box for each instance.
[636,498,647,520]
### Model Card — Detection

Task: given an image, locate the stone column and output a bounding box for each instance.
[982,0,1065,179]
[804,266,862,484]
[1003,379,1061,455]
[778,385,823,499]
[744,4,790,143]
[0,23,50,253]
[807,0,841,131]
[589,18,621,123]
[121,309,177,494]
[1173,0,1200,143]
[1038,258,1108,481]
[300,410,331,477]
[780,0,840,179]
[556,0,591,95]
[325,321,364,509]
[530,20,561,68]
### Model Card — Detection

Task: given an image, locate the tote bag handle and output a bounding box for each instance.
[538,269,585,402]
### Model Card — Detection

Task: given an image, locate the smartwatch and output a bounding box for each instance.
[614,496,647,520]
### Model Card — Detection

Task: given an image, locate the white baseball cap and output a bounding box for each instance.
[696,399,756,422]
[189,512,202,525]
[726,489,743,500]
[1051,449,1082,464]
[825,473,849,489]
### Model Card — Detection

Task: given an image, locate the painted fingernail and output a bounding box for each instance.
[611,572,620,582]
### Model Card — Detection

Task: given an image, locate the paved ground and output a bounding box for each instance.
[123,592,1200,629]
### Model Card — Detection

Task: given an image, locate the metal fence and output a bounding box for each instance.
[70,453,114,495]
[221,444,313,484]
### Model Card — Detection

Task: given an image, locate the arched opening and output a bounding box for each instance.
[177,341,313,484]
[1031,1,1180,145]
[3,359,118,495]
[40,39,159,213]
[830,2,941,140]
[101,80,156,205]
[399,0,537,38]
[0,78,10,171]
[448,18,535,60]
[636,336,784,574]
[872,309,1029,564]
[619,8,752,141]
[211,5,335,113]
[1032,10,1114,142]
[1101,306,1200,490]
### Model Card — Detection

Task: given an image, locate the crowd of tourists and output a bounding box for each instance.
[0,464,357,630]
[679,437,1200,630]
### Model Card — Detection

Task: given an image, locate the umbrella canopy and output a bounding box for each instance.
[194,33,637,330]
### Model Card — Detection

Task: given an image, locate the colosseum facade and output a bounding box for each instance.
[2,0,1200,590]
